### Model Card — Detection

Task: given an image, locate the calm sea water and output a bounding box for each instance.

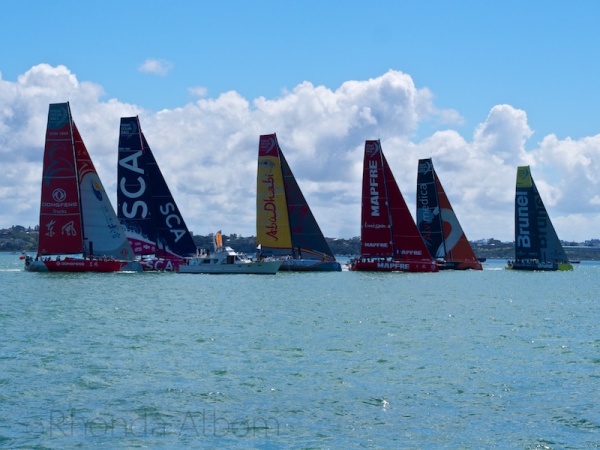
[1,253,599,449]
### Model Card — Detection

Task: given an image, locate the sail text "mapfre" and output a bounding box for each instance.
[369,160,379,217]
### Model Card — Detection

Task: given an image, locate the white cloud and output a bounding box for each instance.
[138,59,173,76]
[188,86,208,97]
[1,64,599,242]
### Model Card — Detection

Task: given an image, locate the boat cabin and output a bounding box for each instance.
[186,246,252,266]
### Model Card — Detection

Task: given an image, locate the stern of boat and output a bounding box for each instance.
[119,261,144,272]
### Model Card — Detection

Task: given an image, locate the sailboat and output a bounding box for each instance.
[256,133,342,271]
[349,140,438,272]
[24,102,142,272]
[506,166,573,271]
[416,158,483,270]
[117,116,197,271]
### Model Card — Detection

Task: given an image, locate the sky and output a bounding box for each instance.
[1,1,599,242]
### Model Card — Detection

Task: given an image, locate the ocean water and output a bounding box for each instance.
[1,253,599,449]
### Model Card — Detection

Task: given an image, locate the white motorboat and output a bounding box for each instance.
[178,232,281,274]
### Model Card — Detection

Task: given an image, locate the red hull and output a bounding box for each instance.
[349,258,439,273]
[25,257,134,273]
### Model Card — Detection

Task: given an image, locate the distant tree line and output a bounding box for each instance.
[2,226,599,261]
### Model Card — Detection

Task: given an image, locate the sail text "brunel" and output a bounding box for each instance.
[369,160,379,217]
[261,174,278,240]
[516,190,530,248]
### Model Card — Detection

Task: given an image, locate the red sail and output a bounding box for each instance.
[360,140,393,257]
[37,103,83,256]
[383,150,432,263]
[353,140,437,272]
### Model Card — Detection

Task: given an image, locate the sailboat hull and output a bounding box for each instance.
[349,258,438,273]
[178,260,282,274]
[279,259,342,272]
[506,261,573,271]
[139,257,184,272]
[437,260,483,270]
[25,258,143,273]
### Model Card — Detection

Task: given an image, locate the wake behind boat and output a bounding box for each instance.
[506,166,573,271]
[25,102,141,273]
[349,140,438,273]
[178,231,282,274]
[416,158,482,270]
[256,134,341,272]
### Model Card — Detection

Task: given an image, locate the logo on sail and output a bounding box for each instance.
[259,136,277,155]
[52,188,67,202]
[92,180,103,201]
[120,120,138,136]
[418,160,433,174]
[48,105,69,129]
[365,140,381,158]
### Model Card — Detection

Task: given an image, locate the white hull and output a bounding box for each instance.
[279,258,342,272]
[178,246,281,274]
[179,260,281,274]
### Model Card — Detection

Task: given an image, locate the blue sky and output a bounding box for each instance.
[1,1,599,241]
[3,1,597,140]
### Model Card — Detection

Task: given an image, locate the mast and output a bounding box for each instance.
[118,117,156,256]
[69,114,88,256]
[431,168,447,258]
[141,127,161,256]
[380,151,396,256]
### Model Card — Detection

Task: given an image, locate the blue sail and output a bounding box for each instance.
[117,117,196,258]
[280,149,335,260]
[508,166,572,271]
[416,158,445,259]
[514,166,568,264]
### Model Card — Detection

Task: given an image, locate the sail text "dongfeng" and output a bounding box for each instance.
[369,161,379,217]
